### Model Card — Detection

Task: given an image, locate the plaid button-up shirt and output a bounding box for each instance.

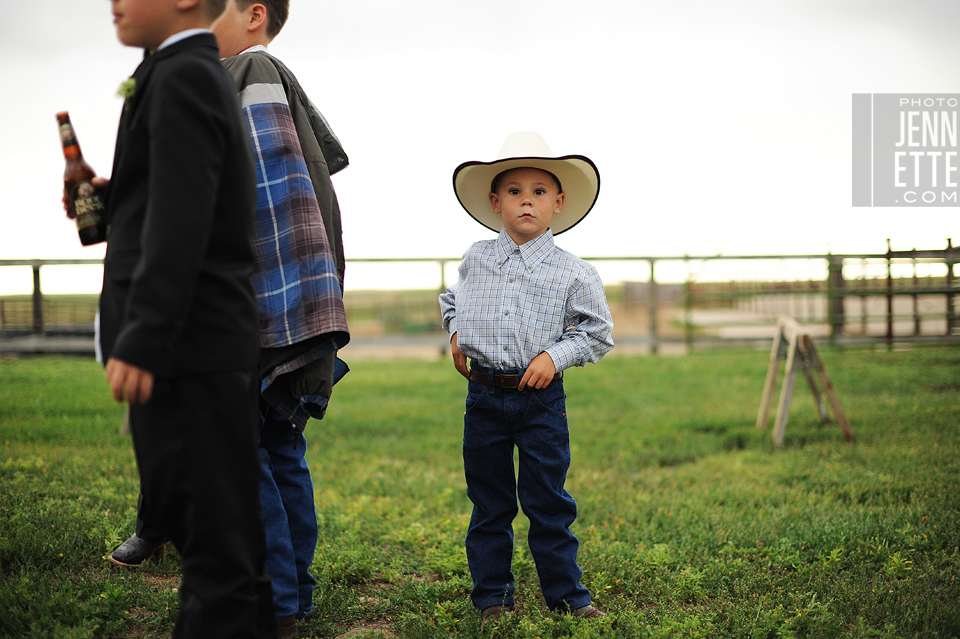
[440,229,614,372]
[224,48,350,427]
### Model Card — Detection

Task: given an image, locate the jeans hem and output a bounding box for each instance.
[472,595,516,611]
[274,604,299,618]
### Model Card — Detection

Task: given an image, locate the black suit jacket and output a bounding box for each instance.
[99,34,260,378]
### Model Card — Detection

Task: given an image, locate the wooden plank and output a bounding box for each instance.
[772,330,800,448]
[809,342,856,442]
[756,324,784,429]
[800,336,831,425]
[779,316,803,341]
[119,404,130,436]
[801,358,831,425]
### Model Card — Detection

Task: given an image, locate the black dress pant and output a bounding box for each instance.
[130,369,277,639]
[134,491,162,540]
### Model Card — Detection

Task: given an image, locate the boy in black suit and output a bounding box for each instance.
[98,0,276,636]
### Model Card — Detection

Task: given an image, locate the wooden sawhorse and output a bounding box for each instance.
[756,317,855,448]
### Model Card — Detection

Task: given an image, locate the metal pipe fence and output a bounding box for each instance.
[1,240,957,354]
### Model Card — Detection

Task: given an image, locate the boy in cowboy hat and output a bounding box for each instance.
[439,132,614,627]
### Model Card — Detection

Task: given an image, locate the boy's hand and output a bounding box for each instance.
[105,357,154,404]
[519,352,556,390]
[450,332,469,379]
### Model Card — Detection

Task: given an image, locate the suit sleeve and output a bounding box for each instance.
[110,61,230,374]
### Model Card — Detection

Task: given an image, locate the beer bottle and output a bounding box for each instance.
[57,111,107,246]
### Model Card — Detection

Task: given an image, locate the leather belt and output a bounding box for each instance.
[468,370,562,389]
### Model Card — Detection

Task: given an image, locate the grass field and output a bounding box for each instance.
[1,347,958,638]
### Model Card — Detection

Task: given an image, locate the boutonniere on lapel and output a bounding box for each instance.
[117,78,137,104]
[117,78,137,127]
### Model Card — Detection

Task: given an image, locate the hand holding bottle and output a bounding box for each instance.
[62,176,109,215]
[57,111,107,245]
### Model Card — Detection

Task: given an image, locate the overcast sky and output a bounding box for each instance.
[0,0,957,293]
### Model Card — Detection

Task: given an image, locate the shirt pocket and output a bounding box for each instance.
[517,273,568,339]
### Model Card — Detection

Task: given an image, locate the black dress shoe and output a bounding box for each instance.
[107,533,173,568]
[277,615,297,638]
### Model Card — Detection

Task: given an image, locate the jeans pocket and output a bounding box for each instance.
[530,385,566,418]
[464,383,484,415]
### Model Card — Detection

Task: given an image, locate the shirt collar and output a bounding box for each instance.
[240,44,269,55]
[157,28,211,51]
[495,228,555,269]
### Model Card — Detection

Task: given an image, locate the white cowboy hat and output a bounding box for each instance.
[452,132,600,235]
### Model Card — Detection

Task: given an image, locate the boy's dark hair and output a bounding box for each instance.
[236,0,290,38]
[490,168,563,195]
[207,0,229,22]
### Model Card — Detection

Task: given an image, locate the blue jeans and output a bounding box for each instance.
[258,402,318,619]
[462,367,592,612]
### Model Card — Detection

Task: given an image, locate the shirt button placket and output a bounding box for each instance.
[502,257,521,369]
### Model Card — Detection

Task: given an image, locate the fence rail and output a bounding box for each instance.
[1,239,958,354]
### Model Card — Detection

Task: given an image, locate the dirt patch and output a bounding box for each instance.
[118,624,165,639]
[337,620,396,639]
[139,573,180,590]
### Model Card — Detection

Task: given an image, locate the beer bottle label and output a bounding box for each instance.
[59,122,78,148]
[68,181,106,231]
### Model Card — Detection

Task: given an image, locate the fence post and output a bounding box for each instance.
[886,239,893,349]
[947,238,956,336]
[827,254,845,344]
[860,258,867,335]
[439,259,447,293]
[912,249,920,336]
[648,259,659,354]
[31,262,44,335]
[438,259,450,356]
[684,255,693,351]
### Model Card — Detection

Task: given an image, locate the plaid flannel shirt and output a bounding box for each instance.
[225,50,350,426]
[240,85,348,348]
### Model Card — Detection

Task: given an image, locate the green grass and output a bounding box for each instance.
[1,347,959,638]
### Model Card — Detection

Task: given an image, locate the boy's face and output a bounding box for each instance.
[489,168,565,245]
[111,0,179,51]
